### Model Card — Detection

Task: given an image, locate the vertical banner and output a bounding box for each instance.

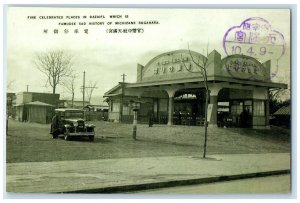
[207,104,213,122]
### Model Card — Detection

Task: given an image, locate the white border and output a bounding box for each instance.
[1,0,299,202]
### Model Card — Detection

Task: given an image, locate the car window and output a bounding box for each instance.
[65,111,84,119]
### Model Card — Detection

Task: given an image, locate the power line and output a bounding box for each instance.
[81,71,98,108]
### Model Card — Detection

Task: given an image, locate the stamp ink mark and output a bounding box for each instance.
[223,17,286,79]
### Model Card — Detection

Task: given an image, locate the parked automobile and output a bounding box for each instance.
[50,108,95,141]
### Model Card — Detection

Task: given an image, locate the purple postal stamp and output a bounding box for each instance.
[223,17,286,79]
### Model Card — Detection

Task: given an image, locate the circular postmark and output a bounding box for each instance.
[223,17,285,79]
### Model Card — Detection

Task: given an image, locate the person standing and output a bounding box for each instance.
[51,112,61,139]
[148,108,154,127]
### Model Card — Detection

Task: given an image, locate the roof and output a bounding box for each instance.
[14,101,54,107]
[55,108,84,112]
[26,101,54,107]
[126,76,287,89]
[273,105,290,116]
[17,91,59,96]
[103,82,129,97]
[103,93,122,97]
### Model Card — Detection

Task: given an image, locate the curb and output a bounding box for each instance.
[63,169,290,194]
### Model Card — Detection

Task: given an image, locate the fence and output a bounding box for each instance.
[85,111,108,121]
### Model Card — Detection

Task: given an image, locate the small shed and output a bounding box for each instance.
[27,101,54,124]
[273,105,290,116]
[271,105,290,127]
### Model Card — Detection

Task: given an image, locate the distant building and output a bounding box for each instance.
[271,105,290,127]
[59,100,90,109]
[6,92,16,118]
[84,104,109,112]
[14,92,59,123]
[83,105,109,121]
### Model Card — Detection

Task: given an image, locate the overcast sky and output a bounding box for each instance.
[6,7,291,102]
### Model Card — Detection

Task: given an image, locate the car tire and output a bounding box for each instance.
[89,136,94,142]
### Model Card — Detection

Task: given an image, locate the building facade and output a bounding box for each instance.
[58,100,90,109]
[14,92,59,123]
[104,50,287,129]
[6,92,16,118]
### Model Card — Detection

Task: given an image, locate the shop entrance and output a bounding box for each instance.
[173,89,206,126]
[217,88,253,128]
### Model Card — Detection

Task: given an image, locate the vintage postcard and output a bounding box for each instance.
[5,6,292,196]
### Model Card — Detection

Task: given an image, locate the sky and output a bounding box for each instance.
[6,7,291,103]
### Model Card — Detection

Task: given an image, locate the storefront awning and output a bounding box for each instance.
[126,76,287,89]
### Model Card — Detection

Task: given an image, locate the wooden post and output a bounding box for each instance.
[132,110,137,140]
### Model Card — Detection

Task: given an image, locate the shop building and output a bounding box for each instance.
[14,92,59,123]
[104,50,287,128]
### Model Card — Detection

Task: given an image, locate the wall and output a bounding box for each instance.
[28,106,47,124]
[252,87,268,128]
[32,93,60,107]
[16,92,32,105]
[229,89,253,99]
[108,112,119,122]
[85,111,108,121]
[16,92,60,107]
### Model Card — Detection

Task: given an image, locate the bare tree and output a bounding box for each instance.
[269,88,290,102]
[62,74,77,108]
[269,88,291,114]
[86,81,98,104]
[34,50,73,94]
[181,44,210,158]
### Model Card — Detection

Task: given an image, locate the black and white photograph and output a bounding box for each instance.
[2,2,296,199]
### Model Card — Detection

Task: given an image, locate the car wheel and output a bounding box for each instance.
[89,136,94,142]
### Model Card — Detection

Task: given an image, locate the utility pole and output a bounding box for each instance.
[121,73,126,83]
[83,71,85,109]
[119,73,126,123]
[81,71,98,107]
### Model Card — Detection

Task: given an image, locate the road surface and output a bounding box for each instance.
[132,175,290,194]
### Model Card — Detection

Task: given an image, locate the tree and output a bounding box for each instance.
[181,44,210,158]
[269,88,291,114]
[62,74,77,108]
[34,50,73,94]
[86,81,98,103]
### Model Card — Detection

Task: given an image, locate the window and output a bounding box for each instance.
[230,101,243,116]
[65,111,84,119]
[244,100,253,114]
[253,101,265,116]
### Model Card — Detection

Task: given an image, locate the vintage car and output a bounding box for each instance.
[50,108,95,141]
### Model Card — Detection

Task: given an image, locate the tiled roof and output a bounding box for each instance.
[273,105,290,116]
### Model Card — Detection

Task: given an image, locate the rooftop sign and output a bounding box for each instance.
[221,55,270,81]
[140,50,206,82]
